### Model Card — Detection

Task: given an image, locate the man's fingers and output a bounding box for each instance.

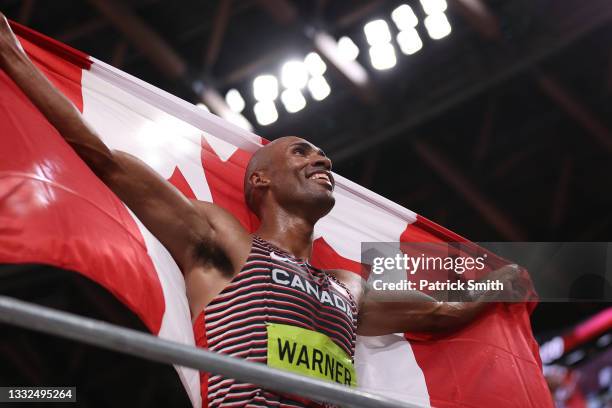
[0,12,12,36]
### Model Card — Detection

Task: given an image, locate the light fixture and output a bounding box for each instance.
[391,4,418,30]
[253,74,279,101]
[196,102,210,112]
[281,88,307,113]
[424,13,452,39]
[281,60,309,89]
[224,89,245,113]
[363,19,392,46]
[369,43,397,70]
[253,101,278,125]
[337,36,360,61]
[419,0,447,15]
[227,113,253,130]
[307,76,331,101]
[396,29,423,55]
[304,52,327,76]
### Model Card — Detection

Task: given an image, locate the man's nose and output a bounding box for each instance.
[312,154,332,170]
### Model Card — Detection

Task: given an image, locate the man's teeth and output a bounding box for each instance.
[310,173,330,182]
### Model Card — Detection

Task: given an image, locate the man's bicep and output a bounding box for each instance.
[106,150,213,269]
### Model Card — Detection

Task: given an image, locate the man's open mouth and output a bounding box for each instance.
[307,171,334,189]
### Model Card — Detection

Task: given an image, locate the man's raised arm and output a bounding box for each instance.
[0,14,248,274]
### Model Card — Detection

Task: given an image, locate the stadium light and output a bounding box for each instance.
[225,89,245,113]
[364,19,392,46]
[307,76,331,101]
[196,102,210,112]
[227,112,253,130]
[253,74,279,101]
[391,4,418,30]
[396,29,423,55]
[314,32,369,86]
[369,43,397,70]
[281,88,307,113]
[304,52,327,76]
[281,60,309,89]
[419,0,447,15]
[337,36,360,61]
[424,13,452,39]
[253,101,278,125]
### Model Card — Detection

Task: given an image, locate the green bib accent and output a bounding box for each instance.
[266,323,357,387]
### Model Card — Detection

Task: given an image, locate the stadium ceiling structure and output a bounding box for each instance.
[2,0,612,243]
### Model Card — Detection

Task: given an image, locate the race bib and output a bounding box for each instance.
[267,323,357,387]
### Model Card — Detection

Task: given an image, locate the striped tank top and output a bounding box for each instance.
[196,236,358,407]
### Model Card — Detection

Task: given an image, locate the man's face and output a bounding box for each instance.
[266,136,335,219]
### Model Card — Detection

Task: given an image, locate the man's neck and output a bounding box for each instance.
[256,208,315,260]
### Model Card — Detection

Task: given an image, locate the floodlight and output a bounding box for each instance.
[253,101,278,125]
[304,52,327,76]
[369,43,397,70]
[227,113,252,130]
[364,19,392,46]
[253,74,279,101]
[225,89,245,113]
[281,60,309,89]
[196,103,210,112]
[424,13,452,40]
[337,36,360,61]
[397,29,423,55]
[307,76,331,101]
[420,0,447,15]
[281,88,307,113]
[391,4,418,30]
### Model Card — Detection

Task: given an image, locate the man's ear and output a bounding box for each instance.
[250,170,270,189]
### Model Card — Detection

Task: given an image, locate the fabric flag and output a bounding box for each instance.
[0,22,553,408]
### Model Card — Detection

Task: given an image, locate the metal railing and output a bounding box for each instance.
[0,296,424,408]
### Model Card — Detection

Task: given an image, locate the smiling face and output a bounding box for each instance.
[244,136,335,221]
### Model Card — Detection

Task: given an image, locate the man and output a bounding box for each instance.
[0,14,520,407]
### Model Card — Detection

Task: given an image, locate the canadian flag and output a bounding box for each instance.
[0,22,553,408]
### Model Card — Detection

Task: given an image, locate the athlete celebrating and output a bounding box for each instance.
[0,14,521,407]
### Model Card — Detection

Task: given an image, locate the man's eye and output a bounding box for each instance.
[293,147,306,155]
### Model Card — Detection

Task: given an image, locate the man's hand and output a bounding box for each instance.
[475,264,533,302]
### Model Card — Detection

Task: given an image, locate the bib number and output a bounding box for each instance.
[267,323,357,387]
